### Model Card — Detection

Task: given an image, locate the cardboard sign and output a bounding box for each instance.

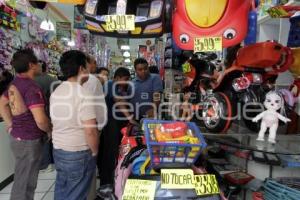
[122,179,157,200]
[194,37,222,52]
[267,6,289,18]
[161,169,195,189]
[105,15,135,31]
[194,175,220,196]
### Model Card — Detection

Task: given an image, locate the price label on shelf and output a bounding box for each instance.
[267,6,289,18]
[105,15,135,31]
[161,169,195,189]
[122,179,156,200]
[194,37,222,52]
[194,175,220,196]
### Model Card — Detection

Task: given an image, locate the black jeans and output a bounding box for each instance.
[98,118,127,186]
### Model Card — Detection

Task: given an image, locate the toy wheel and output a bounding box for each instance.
[241,90,263,133]
[202,92,232,133]
[243,105,261,133]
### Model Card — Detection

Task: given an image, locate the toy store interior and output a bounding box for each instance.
[0,0,300,200]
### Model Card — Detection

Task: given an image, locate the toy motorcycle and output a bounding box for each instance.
[182,53,232,133]
[183,41,294,133]
[220,41,294,132]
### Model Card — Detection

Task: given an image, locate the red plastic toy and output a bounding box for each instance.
[173,0,254,50]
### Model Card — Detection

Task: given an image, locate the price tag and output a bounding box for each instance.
[161,169,195,189]
[194,175,220,196]
[105,15,135,31]
[194,37,222,52]
[267,6,289,18]
[122,179,157,200]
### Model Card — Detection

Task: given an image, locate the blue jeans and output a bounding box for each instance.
[53,149,96,200]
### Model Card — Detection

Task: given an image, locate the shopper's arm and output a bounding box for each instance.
[30,107,52,133]
[83,119,99,156]
[114,98,138,124]
[0,96,12,131]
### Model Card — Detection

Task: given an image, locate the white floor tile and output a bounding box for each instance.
[0,193,10,200]
[0,192,45,200]
[42,192,54,200]
[34,192,45,200]
[35,180,55,193]
[0,183,13,194]
[38,170,57,180]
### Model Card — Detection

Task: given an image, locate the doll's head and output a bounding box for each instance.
[264,91,284,111]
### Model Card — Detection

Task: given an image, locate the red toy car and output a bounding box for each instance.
[173,0,254,50]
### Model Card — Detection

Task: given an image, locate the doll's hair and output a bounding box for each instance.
[266,90,287,117]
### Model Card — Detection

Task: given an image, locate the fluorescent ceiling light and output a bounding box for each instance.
[121,45,130,50]
[124,58,131,63]
[40,19,55,31]
[67,40,75,47]
[123,51,130,57]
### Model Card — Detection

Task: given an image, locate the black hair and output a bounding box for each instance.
[0,69,14,95]
[114,67,130,79]
[134,58,148,69]
[11,49,38,73]
[39,60,47,73]
[96,67,109,74]
[59,50,87,79]
[149,65,159,74]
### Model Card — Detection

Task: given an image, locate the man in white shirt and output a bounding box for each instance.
[83,55,107,130]
[50,50,103,200]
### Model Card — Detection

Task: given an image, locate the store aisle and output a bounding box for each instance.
[0,170,56,200]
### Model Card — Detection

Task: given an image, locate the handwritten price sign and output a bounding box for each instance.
[105,15,135,31]
[122,179,156,200]
[194,37,222,52]
[194,175,220,196]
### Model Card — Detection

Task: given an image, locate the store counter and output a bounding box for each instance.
[0,122,15,188]
[205,134,300,179]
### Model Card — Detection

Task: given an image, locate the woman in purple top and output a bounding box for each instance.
[0,49,51,200]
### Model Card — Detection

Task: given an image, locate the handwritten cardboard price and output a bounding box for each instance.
[106,15,135,31]
[194,175,220,196]
[267,6,289,18]
[194,37,222,52]
[122,179,156,200]
[161,169,195,189]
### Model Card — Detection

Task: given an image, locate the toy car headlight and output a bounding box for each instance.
[149,0,163,19]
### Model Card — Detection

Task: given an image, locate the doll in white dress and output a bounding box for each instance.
[252,91,291,144]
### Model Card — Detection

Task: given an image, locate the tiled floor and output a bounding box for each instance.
[0,170,56,200]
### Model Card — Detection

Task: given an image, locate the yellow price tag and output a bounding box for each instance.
[106,15,135,31]
[194,175,220,196]
[267,6,289,18]
[161,169,195,189]
[194,37,222,52]
[122,179,157,200]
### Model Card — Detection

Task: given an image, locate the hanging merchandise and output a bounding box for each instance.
[0,27,22,70]
[172,0,256,50]
[0,3,20,31]
[74,5,86,29]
